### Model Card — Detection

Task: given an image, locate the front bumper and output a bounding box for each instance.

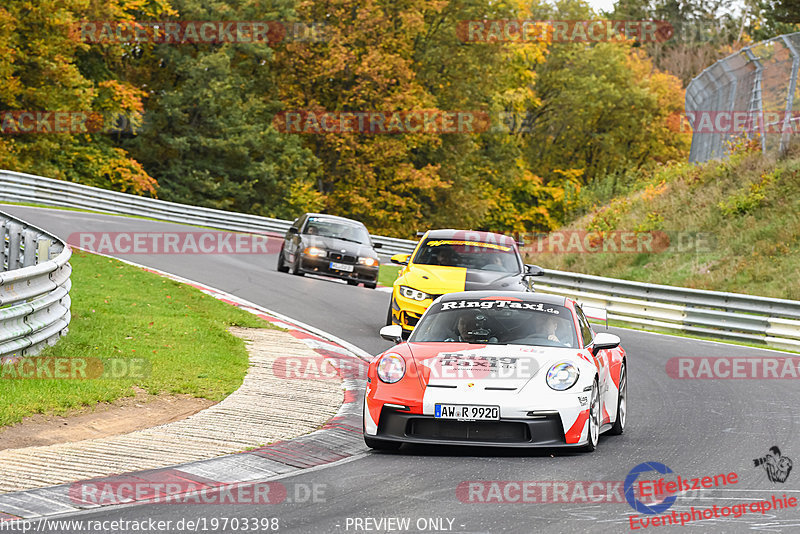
[299,255,378,283]
[372,408,573,448]
[390,291,439,332]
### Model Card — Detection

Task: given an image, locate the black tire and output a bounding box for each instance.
[580,379,600,452]
[608,360,627,435]
[365,281,377,289]
[347,280,359,286]
[276,248,289,273]
[364,435,402,451]
[290,254,304,276]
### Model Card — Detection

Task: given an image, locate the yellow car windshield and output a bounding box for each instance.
[412,239,520,272]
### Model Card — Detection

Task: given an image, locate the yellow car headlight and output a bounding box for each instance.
[399,285,431,301]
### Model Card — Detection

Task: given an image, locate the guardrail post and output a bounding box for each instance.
[5,222,22,271]
[36,237,52,264]
[21,229,38,267]
[743,47,766,153]
[779,35,799,157]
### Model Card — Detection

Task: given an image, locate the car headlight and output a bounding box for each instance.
[359,257,378,267]
[304,247,326,257]
[377,353,406,383]
[399,285,431,301]
[546,362,580,391]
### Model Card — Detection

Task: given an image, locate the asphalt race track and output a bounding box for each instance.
[4,205,800,534]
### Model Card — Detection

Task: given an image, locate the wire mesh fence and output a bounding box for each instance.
[686,32,800,162]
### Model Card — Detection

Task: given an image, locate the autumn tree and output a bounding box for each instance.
[0,0,160,195]
[116,0,323,217]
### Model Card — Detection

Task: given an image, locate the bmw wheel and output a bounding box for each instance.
[290,254,304,276]
[276,247,289,273]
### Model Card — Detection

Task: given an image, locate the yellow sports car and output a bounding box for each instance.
[387,229,544,336]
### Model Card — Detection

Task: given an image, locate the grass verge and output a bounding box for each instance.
[0,250,271,427]
[378,264,401,287]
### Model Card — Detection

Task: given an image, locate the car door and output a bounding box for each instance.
[576,304,610,417]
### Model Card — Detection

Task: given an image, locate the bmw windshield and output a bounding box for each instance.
[304,217,371,244]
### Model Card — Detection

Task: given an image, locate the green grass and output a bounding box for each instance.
[0,250,271,427]
[530,144,800,300]
[379,264,402,287]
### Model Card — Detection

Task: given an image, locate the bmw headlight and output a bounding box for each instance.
[546,362,580,391]
[304,247,326,257]
[359,257,379,267]
[399,285,431,301]
[377,353,406,384]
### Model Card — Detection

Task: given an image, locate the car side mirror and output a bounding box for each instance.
[373,242,383,249]
[524,264,544,276]
[380,325,403,344]
[391,253,410,265]
[590,332,620,352]
[287,227,298,234]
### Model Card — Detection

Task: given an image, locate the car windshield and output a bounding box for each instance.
[412,238,520,272]
[303,217,370,244]
[409,299,578,348]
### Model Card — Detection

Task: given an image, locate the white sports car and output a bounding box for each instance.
[363,291,627,452]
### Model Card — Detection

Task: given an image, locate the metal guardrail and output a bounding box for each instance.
[0,210,71,359]
[2,169,799,351]
[534,270,800,352]
[686,32,800,162]
[0,170,417,257]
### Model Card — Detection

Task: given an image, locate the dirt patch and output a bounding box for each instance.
[0,387,215,451]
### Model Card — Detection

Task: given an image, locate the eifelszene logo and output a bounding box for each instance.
[754,446,793,483]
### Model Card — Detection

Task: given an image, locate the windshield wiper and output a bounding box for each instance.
[333,236,367,244]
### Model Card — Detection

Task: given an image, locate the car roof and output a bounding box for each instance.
[304,213,367,226]
[438,291,568,307]
[422,229,517,244]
